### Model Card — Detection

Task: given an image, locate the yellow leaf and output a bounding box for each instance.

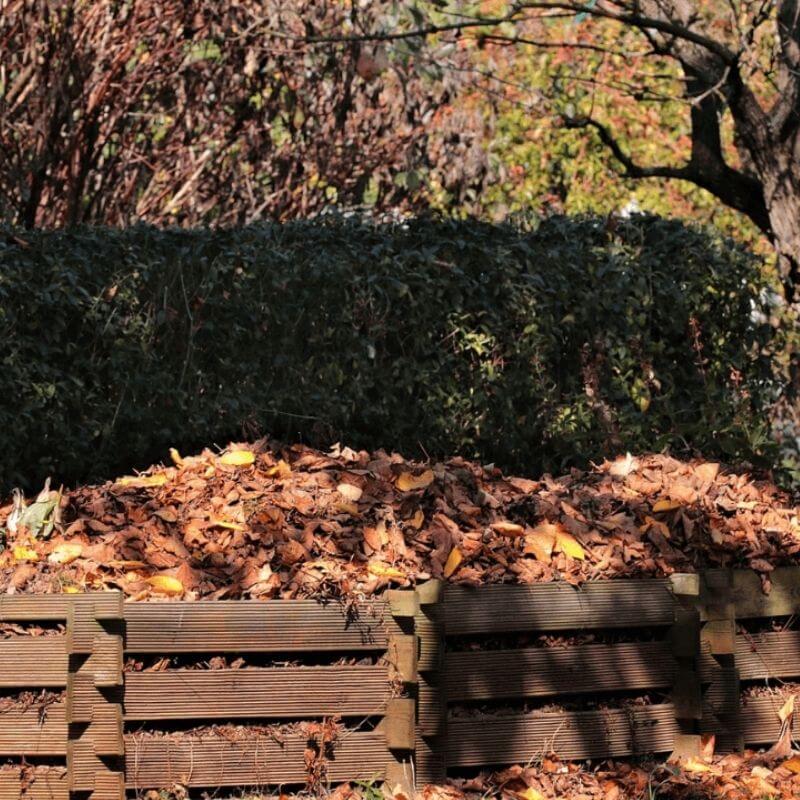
[409,509,425,529]
[334,500,359,516]
[115,473,168,488]
[13,545,39,562]
[491,520,525,537]
[518,789,546,800]
[62,586,81,594]
[396,469,434,492]
[169,447,184,466]
[48,543,83,564]
[778,694,795,723]
[337,483,363,502]
[147,575,184,596]
[443,547,463,578]
[367,562,406,581]
[782,755,800,774]
[219,450,255,467]
[555,529,585,560]
[265,459,291,478]
[682,757,717,774]
[653,498,681,512]
[210,519,245,531]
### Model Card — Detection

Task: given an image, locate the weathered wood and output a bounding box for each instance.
[0,769,68,800]
[727,567,800,619]
[740,694,800,744]
[735,630,800,680]
[123,731,391,788]
[448,704,679,766]
[384,698,416,750]
[123,666,390,720]
[0,703,67,756]
[445,580,675,635]
[445,641,675,702]
[124,600,400,652]
[388,635,418,684]
[0,593,119,622]
[0,638,67,687]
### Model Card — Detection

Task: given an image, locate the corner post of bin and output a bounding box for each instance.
[66,592,125,800]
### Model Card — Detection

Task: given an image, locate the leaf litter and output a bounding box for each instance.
[1,445,799,600]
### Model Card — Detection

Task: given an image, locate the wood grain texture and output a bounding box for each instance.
[123,666,390,720]
[445,641,675,701]
[444,581,675,635]
[124,601,399,653]
[0,638,67,687]
[740,694,800,745]
[124,730,391,788]
[0,703,67,756]
[0,769,68,800]
[447,704,679,766]
[734,631,800,680]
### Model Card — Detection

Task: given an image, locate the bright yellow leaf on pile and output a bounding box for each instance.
[147,575,184,595]
[13,545,39,562]
[555,529,585,560]
[443,547,463,578]
[367,562,406,580]
[210,519,245,531]
[783,755,800,774]
[682,757,718,774]
[396,469,434,491]
[115,473,168,488]
[62,586,81,594]
[219,450,255,467]
[409,509,425,529]
[169,447,184,466]
[491,521,525,536]
[265,459,291,478]
[337,483,363,502]
[653,498,681,512]
[48,543,83,564]
[518,788,546,800]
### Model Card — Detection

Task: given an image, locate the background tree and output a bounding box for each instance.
[0,0,489,227]
[314,1,800,297]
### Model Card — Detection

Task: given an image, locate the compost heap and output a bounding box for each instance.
[1,442,798,600]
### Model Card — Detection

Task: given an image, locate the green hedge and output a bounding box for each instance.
[0,215,782,491]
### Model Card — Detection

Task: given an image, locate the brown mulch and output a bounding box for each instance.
[1,442,799,601]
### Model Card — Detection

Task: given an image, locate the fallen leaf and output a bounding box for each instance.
[219,450,255,467]
[778,694,795,723]
[396,469,434,491]
[524,524,556,562]
[337,483,363,502]
[210,519,246,531]
[147,575,184,596]
[554,529,585,560]
[518,788,545,800]
[682,757,718,774]
[409,509,425,529]
[782,755,800,774]
[265,459,291,478]
[443,547,463,577]
[695,462,720,482]
[653,498,682,512]
[12,545,39,562]
[367,562,406,581]
[48,543,83,564]
[169,447,184,466]
[115,473,168,488]
[491,521,525,537]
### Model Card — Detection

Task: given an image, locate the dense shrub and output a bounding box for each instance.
[0,216,783,492]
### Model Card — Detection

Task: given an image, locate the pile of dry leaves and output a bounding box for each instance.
[1,442,798,600]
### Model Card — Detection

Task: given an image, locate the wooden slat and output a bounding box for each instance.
[0,770,68,800]
[0,639,67,687]
[0,594,119,622]
[124,601,400,652]
[123,666,390,720]
[0,770,20,800]
[735,631,800,680]
[726,567,800,620]
[740,694,800,745]
[444,581,674,635]
[445,641,675,702]
[0,703,67,756]
[447,704,679,767]
[123,730,391,788]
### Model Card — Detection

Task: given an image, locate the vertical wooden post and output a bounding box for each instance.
[66,593,124,800]
[700,569,743,752]
[414,580,447,786]
[668,573,703,759]
[385,589,419,794]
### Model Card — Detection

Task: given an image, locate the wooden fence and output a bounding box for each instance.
[2,567,800,798]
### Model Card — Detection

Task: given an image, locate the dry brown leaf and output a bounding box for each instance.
[443,547,463,578]
[491,521,525,537]
[396,469,434,491]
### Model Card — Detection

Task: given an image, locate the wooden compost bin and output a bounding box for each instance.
[2,567,800,798]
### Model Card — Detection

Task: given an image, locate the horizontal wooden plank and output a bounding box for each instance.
[735,631,800,681]
[447,704,679,766]
[0,769,68,800]
[727,567,800,619]
[740,694,800,745]
[123,665,390,720]
[444,581,675,635]
[0,639,67,688]
[445,641,675,702]
[0,703,67,756]
[122,730,390,789]
[0,593,120,622]
[123,600,400,653]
